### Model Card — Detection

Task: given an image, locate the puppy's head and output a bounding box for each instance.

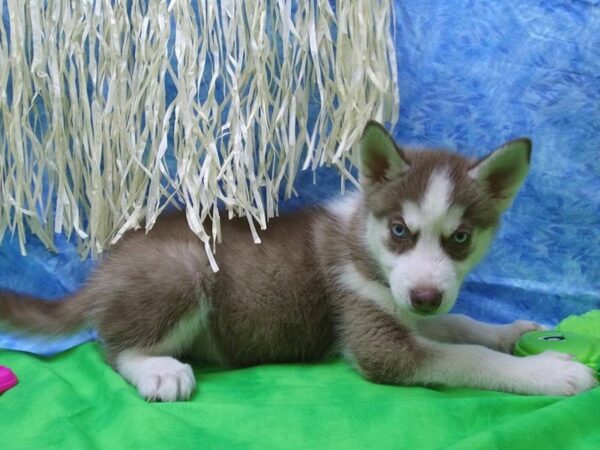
[359,120,531,316]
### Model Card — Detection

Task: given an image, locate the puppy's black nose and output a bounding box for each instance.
[410,287,442,313]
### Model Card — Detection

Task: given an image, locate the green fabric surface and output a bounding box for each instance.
[1,343,599,450]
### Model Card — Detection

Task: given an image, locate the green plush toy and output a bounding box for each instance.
[514,311,600,377]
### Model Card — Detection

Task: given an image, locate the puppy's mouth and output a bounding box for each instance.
[409,308,441,317]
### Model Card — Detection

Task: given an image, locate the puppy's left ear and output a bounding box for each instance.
[469,138,532,212]
[359,120,409,186]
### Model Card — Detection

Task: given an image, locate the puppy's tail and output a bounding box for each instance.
[0,290,92,335]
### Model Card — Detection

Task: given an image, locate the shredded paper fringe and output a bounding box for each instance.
[0,0,398,269]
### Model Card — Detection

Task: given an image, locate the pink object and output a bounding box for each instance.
[0,366,18,394]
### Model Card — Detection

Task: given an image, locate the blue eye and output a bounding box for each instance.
[451,230,470,244]
[391,223,408,238]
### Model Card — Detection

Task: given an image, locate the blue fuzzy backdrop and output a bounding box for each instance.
[1,1,599,355]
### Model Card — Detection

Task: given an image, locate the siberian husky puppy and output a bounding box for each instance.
[1,121,596,401]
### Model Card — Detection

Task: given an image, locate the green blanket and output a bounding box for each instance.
[1,343,598,449]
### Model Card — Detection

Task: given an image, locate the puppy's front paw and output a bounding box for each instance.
[495,320,545,353]
[522,351,597,396]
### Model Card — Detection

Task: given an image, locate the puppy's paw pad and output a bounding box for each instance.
[135,357,196,402]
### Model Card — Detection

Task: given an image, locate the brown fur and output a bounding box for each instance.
[0,126,530,390]
[313,210,429,382]
[0,291,87,335]
[0,202,430,382]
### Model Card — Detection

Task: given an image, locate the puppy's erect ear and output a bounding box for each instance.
[359,120,409,186]
[469,138,532,212]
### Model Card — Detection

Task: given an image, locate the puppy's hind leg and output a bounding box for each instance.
[92,238,215,401]
[109,310,209,402]
[115,351,196,402]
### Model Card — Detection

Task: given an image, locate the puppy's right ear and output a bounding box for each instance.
[359,120,409,186]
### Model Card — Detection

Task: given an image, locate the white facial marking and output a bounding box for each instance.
[403,169,463,234]
[421,169,453,221]
[390,170,456,312]
[389,233,458,314]
[360,169,496,317]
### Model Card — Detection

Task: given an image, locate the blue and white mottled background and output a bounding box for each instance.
[1,1,599,355]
